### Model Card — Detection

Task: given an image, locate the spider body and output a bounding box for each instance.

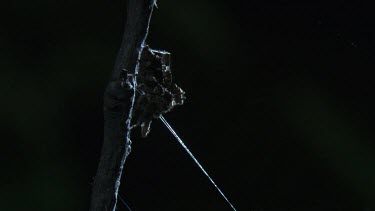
[131,46,185,137]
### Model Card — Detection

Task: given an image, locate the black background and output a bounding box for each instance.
[1,0,375,210]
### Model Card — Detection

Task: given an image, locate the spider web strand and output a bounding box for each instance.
[159,116,237,211]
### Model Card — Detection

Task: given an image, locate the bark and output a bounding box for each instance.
[90,1,156,210]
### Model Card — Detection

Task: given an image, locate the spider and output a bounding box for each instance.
[131,45,185,137]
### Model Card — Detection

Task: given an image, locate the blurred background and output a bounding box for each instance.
[1,0,375,210]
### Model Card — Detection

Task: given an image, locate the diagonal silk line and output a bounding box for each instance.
[159,116,237,211]
[118,195,132,211]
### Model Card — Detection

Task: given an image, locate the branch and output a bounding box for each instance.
[90,1,156,210]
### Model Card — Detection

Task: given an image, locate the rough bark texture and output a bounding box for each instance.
[90,0,156,210]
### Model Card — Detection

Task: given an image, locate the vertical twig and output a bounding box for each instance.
[90,1,156,210]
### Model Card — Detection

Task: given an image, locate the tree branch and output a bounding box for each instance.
[90,1,156,210]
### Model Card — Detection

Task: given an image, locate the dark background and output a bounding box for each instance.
[1,0,375,210]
